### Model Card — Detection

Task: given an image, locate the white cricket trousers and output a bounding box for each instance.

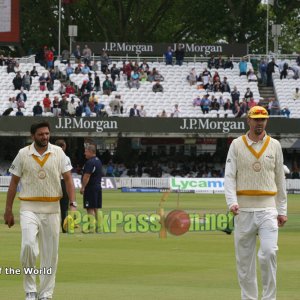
[234,210,279,300]
[20,211,60,299]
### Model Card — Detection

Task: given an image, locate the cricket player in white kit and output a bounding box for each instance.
[224,106,287,300]
[4,122,76,300]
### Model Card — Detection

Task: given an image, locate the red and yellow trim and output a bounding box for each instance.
[19,196,61,202]
[237,190,277,196]
[31,153,51,168]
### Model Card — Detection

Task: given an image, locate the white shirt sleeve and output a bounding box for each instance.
[224,140,238,210]
[274,142,287,216]
[61,153,72,174]
[9,152,22,177]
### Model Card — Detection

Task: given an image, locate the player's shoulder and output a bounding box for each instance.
[49,143,65,154]
[268,136,281,147]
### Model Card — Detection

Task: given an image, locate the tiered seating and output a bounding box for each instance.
[0,60,260,117]
[272,59,300,118]
[0,63,64,116]
[57,60,259,117]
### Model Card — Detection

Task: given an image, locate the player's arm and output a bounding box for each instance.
[274,142,288,226]
[80,173,91,194]
[224,140,239,215]
[4,175,20,228]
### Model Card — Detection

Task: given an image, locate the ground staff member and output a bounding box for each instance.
[4,121,76,300]
[224,106,287,300]
[80,144,102,217]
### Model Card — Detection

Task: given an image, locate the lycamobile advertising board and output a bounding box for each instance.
[169,178,225,193]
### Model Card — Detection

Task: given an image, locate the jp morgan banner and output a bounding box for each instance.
[75,42,247,57]
[1,117,300,137]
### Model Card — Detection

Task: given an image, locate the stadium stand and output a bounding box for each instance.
[1,57,299,118]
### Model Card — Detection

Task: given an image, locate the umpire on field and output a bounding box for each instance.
[224,106,287,300]
[80,144,102,216]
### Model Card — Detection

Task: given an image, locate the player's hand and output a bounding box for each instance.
[80,187,84,195]
[69,205,77,212]
[230,204,239,215]
[277,215,287,227]
[4,211,15,228]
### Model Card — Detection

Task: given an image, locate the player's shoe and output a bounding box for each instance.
[25,292,37,300]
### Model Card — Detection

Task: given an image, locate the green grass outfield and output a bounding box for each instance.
[0,191,299,300]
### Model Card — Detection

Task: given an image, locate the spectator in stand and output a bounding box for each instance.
[83,103,91,117]
[100,50,110,74]
[65,63,74,78]
[128,70,140,89]
[158,110,168,117]
[102,76,113,95]
[175,45,185,66]
[231,86,240,105]
[22,71,32,91]
[17,97,25,109]
[293,87,300,101]
[259,58,267,85]
[193,95,201,107]
[139,105,147,117]
[124,61,133,80]
[33,101,43,116]
[81,64,90,75]
[188,68,197,85]
[75,101,83,117]
[52,96,60,116]
[221,76,231,93]
[139,59,149,72]
[200,94,211,114]
[45,71,53,91]
[210,97,220,111]
[16,107,24,116]
[213,78,222,92]
[93,74,100,92]
[129,104,140,117]
[224,57,234,69]
[201,68,211,88]
[59,95,69,116]
[244,87,253,102]
[171,104,180,117]
[39,73,47,91]
[73,45,81,63]
[207,55,216,69]
[266,58,278,86]
[139,70,148,82]
[281,107,290,118]
[213,71,220,83]
[45,48,54,69]
[7,62,15,73]
[110,63,120,82]
[239,100,248,117]
[61,49,70,64]
[248,97,257,109]
[67,97,77,117]
[82,44,92,64]
[2,107,14,116]
[14,62,21,73]
[215,54,224,69]
[152,81,163,93]
[8,97,17,109]
[16,88,27,102]
[247,69,258,82]
[269,98,281,115]
[13,72,23,90]
[43,93,52,113]
[165,46,173,65]
[30,66,39,77]
[65,82,75,95]
[239,57,247,76]
[280,62,289,80]
[224,99,233,111]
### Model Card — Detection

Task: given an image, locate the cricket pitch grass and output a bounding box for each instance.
[0,191,299,300]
